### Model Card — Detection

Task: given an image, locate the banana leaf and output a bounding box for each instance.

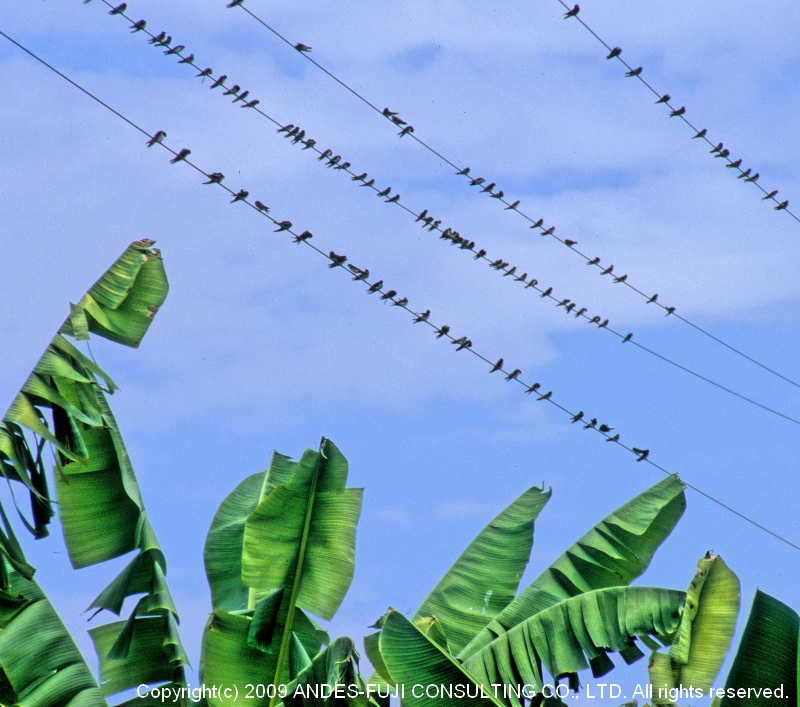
[461,475,686,658]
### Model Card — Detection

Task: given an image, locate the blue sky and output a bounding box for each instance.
[2,0,800,703]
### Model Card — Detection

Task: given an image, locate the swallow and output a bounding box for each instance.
[669,106,686,117]
[456,339,472,351]
[530,218,544,229]
[170,148,190,164]
[598,319,608,328]
[196,67,213,78]
[775,201,789,211]
[292,130,306,143]
[537,391,553,401]
[456,167,471,176]
[474,249,487,260]
[622,333,632,343]
[295,43,312,52]
[541,226,555,236]
[716,149,730,159]
[333,162,351,171]
[625,67,642,77]
[583,418,597,429]
[435,325,450,338]
[210,75,228,89]
[654,94,670,105]
[613,274,628,283]
[318,149,333,162]
[490,358,504,373]
[164,45,186,56]
[647,293,658,304]
[589,315,600,324]
[505,369,522,381]
[606,434,620,443]
[349,266,369,281]
[328,252,347,268]
[737,169,752,180]
[415,210,428,222]
[255,201,270,213]
[540,287,553,298]
[242,99,260,109]
[382,108,399,117]
[600,264,614,276]
[587,256,600,265]
[324,155,340,169]
[178,54,195,65]
[367,281,383,294]
[390,116,408,126]
[414,310,430,323]
[399,126,414,138]
[148,32,167,45]
[664,306,676,316]
[274,221,292,232]
[564,239,577,247]
[147,130,167,147]
[226,0,244,6]
[109,3,127,15]
[480,183,496,193]
[556,298,570,308]
[230,189,249,203]
[377,187,392,198]
[130,20,146,32]
[570,411,584,423]
[692,128,707,139]
[360,178,375,188]
[722,159,742,171]
[525,383,541,395]
[525,279,538,289]
[469,177,485,187]
[710,142,723,154]
[598,424,614,433]
[515,272,527,282]
[232,90,250,104]
[451,336,468,346]
[155,35,172,47]
[490,191,505,199]
[503,267,517,278]
[203,172,224,184]
[762,190,778,200]
[380,290,397,301]
[222,85,240,96]
[428,220,442,231]
[505,200,520,210]
[565,303,576,314]
[574,307,587,318]
[301,139,317,150]
[744,172,759,183]
[606,47,622,60]
[633,448,650,462]
[386,194,400,203]
[293,230,312,243]
[564,5,579,18]
[277,124,294,134]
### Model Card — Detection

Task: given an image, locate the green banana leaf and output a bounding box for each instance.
[379,610,505,707]
[414,486,552,654]
[462,586,686,706]
[201,439,362,706]
[461,475,686,659]
[719,590,798,706]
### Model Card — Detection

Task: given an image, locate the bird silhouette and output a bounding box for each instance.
[295,43,312,52]
[571,411,584,423]
[587,257,600,265]
[255,201,270,213]
[710,142,723,154]
[326,155,341,168]
[664,306,676,316]
[599,424,614,433]
[109,3,127,15]
[537,391,553,401]
[506,369,522,381]
[625,67,642,77]
[541,226,556,236]
[716,149,730,159]
[491,191,505,199]
[540,287,553,298]
[352,173,368,182]
[606,47,622,60]
[762,190,778,200]
[435,325,450,338]
[633,448,650,462]
[382,108,399,117]
[525,383,541,395]
[744,173,759,183]
[386,194,400,203]
[147,130,167,147]
[737,168,752,180]
[452,336,468,347]
[726,159,742,169]
[414,310,430,323]
[148,32,167,45]
[606,434,620,443]
[399,126,414,138]
[598,319,608,329]
[227,0,244,6]
[515,272,528,282]
[565,303,576,314]
[669,107,686,117]
[170,148,190,164]
[360,179,376,188]
[178,54,195,65]
[222,85,240,96]
[480,183,496,193]
[164,45,186,56]
[622,333,632,343]
[390,116,408,126]
[349,265,369,281]
[380,290,397,301]
[600,264,614,276]
[210,75,228,89]
[318,149,333,161]
[474,249,487,260]
[584,418,597,429]
[655,94,670,104]
[490,358,504,373]
[377,187,392,198]
[469,177,485,186]
[457,167,471,176]
[196,67,212,78]
[232,90,250,103]
[574,307,587,318]
[293,230,312,243]
[505,200,520,211]
[647,294,658,304]
[274,221,292,232]
[613,274,628,284]
[589,316,600,324]
[230,189,248,203]
[456,340,472,351]
[130,20,146,32]
[328,252,347,268]
[367,281,384,294]
[692,128,707,139]
[242,99,260,109]
[565,239,578,247]
[775,201,789,211]
[563,4,579,18]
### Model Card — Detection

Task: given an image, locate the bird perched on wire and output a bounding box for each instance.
[170,148,190,164]
[130,20,146,32]
[109,3,127,15]
[377,187,392,198]
[584,418,597,430]
[525,383,541,395]
[744,172,759,183]
[726,159,742,169]
[380,290,397,301]
[255,201,270,213]
[506,369,522,381]
[537,391,553,401]
[366,281,384,294]
[633,448,650,462]
[227,0,244,6]
[414,310,430,323]
[456,339,472,351]
[230,189,248,203]
[210,75,228,89]
[655,94,670,104]
[606,434,620,443]
[435,325,450,338]
[669,106,686,117]
[274,221,292,232]
[451,336,469,347]
[295,43,312,52]
[737,168,752,180]
[692,128,707,139]
[148,32,167,45]
[762,190,778,200]
[775,201,790,211]
[399,126,414,138]
[232,90,250,104]
[622,333,633,343]
[606,47,621,60]
[222,85,241,96]
[625,67,642,77]
[599,424,614,433]
[563,4,579,18]
[196,67,213,78]
[490,358,504,373]
[164,45,186,56]
[328,252,347,268]
[147,131,167,147]
[570,411,584,424]
[178,54,195,65]
[293,230,312,243]
[506,200,520,211]
[349,265,369,281]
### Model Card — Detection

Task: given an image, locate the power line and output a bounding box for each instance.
[223,0,800,393]
[83,1,800,428]
[2,26,798,554]
[556,0,798,223]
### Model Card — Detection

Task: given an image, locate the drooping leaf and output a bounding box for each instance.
[462,586,686,706]
[414,486,551,654]
[719,590,799,706]
[461,475,686,658]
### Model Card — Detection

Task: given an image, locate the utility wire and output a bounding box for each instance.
[223,0,800,392]
[556,0,798,223]
[3,25,799,555]
[85,1,800,429]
